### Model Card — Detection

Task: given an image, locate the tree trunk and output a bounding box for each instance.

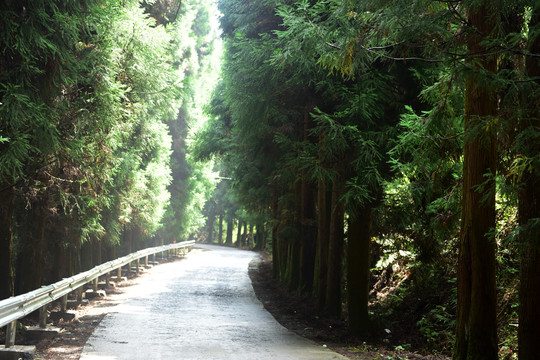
[226,217,233,245]
[347,206,372,334]
[236,219,242,247]
[132,226,144,251]
[298,105,317,293]
[315,180,331,309]
[207,213,215,243]
[288,178,302,291]
[55,242,69,282]
[278,226,289,283]
[299,179,317,294]
[81,241,93,271]
[16,201,47,294]
[93,239,102,266]
[271,194,281,278]
[0,184,15,299]
[325,180,345,318]
[518,176,540,360]
[102,240,115,262]
[72,244,81,275]
[518,11,540,360]
[248,223,254,248]
[254,224,261,249]
[272,226,280,277]
[124,225,133,255]
[218,214,223,245]
[454,5,498,360]
[241,221,248,247]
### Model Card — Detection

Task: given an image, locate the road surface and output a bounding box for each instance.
[80,244,346,359]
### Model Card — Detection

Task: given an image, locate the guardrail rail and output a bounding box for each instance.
[0,240,195,348]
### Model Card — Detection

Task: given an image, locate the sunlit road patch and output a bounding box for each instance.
[80,244,346,360]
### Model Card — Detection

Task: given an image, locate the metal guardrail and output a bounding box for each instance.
[0,240,195,348]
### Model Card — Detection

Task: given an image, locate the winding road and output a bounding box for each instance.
[80,244,346,359]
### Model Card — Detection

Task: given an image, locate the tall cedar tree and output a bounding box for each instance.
[0,0,98,298]
[518,8,540,360]
[454,4,498,359]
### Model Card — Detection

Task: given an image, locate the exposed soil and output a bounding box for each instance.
[0,266,161,360]
[28,276,143,360]
[248,252,450,360]
[2,248,450,359]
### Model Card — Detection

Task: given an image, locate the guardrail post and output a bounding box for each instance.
[39,305,47,328]
[0,241,196,344]
[5,320,16,348]
[77,286,83,303]
[117,266,122,279]
[145,255,148,267]
[61,294,68,312]
[106,272,110,287]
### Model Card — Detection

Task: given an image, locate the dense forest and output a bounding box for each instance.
[0,0,220,298]
[1,0,539,359]
[194,1,540,359]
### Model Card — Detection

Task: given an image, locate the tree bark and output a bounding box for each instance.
[284,178,302,290]
[248,223,254,248]
[242,221,248,246]
[298,105,317,293]
[325,180,345,317]
[207,213,215,243]
[236,219,242,247]
[290,177,302,290]
[315,180,331,308]
[299,179,317,294]
[518,11,540,360]
[254,221,265,250]
[347,206,372,334]
[271,194,282,279]
[226,217,233,245]
[55,241,69,282]
[93,239,102,266]
[72,244,81,276]
[454,5,498,360]
[286,238,301,290]
[16,200,47,294]
[124,225,133,255]
[518,177,540,360]
[218,214,223,245]
[0,184,15,299]
[81,241,93,271]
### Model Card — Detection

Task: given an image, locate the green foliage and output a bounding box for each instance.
[1,0,221,292]
[416,304,455,351]
[2,0,533,355]
[160,0,222,241]
[201,0,532,357]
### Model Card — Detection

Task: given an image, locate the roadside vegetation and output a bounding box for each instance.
[195,1,539,359]
[0,0,220,298]
[1,1,539,359]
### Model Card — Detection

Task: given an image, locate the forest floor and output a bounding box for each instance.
[2,247,451,360]
[248,252,450,360]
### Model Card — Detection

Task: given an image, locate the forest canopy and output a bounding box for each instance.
[1,1,539,359]
[194,0,540,359]
[0,0,220,298]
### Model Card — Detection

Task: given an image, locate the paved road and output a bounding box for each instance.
[80,244,346,359]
